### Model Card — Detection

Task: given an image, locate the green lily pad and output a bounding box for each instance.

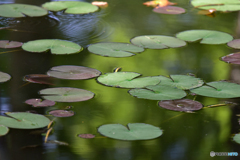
[97,72,161,88]
[130,35,186,49]
[0,71,11,83]
[191,0,240,11]
[39,87,94,102]
[129,85,187,100]
[156,75,204,90]
[87,42,144,57]
[233,133,240,144]
[0,125,9,136]
[22,39,82,55]
[0,4,48,18]
[47,65,101,80]
[0,112,50,129]
[98,123,163,140]
[176,30,233,44]
[42,1,98,14]
[0,40,23,48]
[190,81,240,98]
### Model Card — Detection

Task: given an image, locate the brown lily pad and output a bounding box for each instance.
[25,99,56,107]
[78,134,95,139]
[0,40,23,48]
[228,39,240,49]
[221,53,240,64]
[153,6,185,15]
[49,110,74,117]
[23,74,55,85]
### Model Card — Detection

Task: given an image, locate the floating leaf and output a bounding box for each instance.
[23,74,55,85]
[156,75,204,90]
[0,112,50,129]
[190,81,240,98]
[39,87,94,102]
[49,110,74,117]
[0,4,48,18]
[47,65,101,80]
[158,99,203,112]
[98,123,163,140]
[233,133,240,144]
[130,35,186,49]
[227,39,240,49]
[88,42,144,57]
[0,71,11,83]
[153,6,186,14]
[0,125,9,136]
[129,85,186,100]
[42,1,98,14]
[22,39,82,55]
[197,9,216,17]
[221,53,240,64]
[176,30,233,44]
[97,72,161,88]
[78,134,95,139]
[0,40,23,48]
[143,0,177,7]
[92,1,108,8]
[25,99,56,107]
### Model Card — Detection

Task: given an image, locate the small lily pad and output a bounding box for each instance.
[42,1,98,14]
[0,40,23,48]
[158,99,203,112]
[97,72,161,88]
[25,99,56,107]
[153,6,186,14]
[0,71,11,83]
[227,39,240,49]
[233,133,240,144]
[98,123,163,140]
[39,87,94,102]
[0,112,50,129]
[221,53,240,64]
[49,110,74,117]
[23,74,55,85]
[130,35,186,49]
[0,125,9,136]
[190,81,240,98]
[22,39,82,55]
[0,4,48,18]
[176,30,233,44]
[47,65,101,80]
[129,85,187,100]
[78,134,95,139]
[88,42,144,57]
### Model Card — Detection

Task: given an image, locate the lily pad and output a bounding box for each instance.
[42,1,98,14]
[97,72,161,88]
[0,112,50,129]
[129,85,187,100]
[47,65,101,80]
[23,74,55,85]
[190,81,240,98]
[87,42,144,57]
[233,133,240,144]
[221,53,240,64]
[153,6,186,14]
[98,123,163,140]
[158,99,203,112]
[0,4,48,18]
[22,39,82,55]
[0,125,9,136]
[25,99,56,107]
[156,75,204,90]
[49,110,74,117]
[191,0,240,12]
[0,40,23,48]
[39,87,94,102]
[78,133,95,139]
[130,35,186,49]
[227,39,240,49]
[0,71,11,83]
[176,30,233,44]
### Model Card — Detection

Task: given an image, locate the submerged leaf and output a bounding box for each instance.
[0,71,11,83]
[78,134,95,139]
[153,6,185,14]
[0,40,23,48]
[221,53,240,64]
[49,110,74,117]
[23,74,55,85]
[0,125,9,136]
[25,99,56,107]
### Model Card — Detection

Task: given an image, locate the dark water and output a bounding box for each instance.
[0,0,240,160]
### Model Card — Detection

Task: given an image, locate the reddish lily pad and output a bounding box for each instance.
[23,74,55,85]
[153,6,186,14]
[25,99,56,107]
[221,53,240,64]
[49,110,74,117]
[158,99,203,112]
[47,65,101,80]
[0,40,23,48]
[0,71,11,83]
[227,39,240,49]
[78,134,95,139]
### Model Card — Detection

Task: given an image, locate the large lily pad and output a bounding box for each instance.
[0,112,50,129]
[47,65,101,80]
[42,1,98,14]
[130,35,186,49]
[153,6,186,14]
[87,42,144,57]
[0,125,9,136]
[98,123,163,140]
[0,4,48,18]
[190,81,240,98]
[39,87,94,102]
[227,39,240,49]
[0,40,23,48]
[97,72,161,88]
[22,39,82,55]
[221,53,240,64]
[129,85,186,100]
[0,71,11,83]
[176,30,233,44]
[191,0,240,11]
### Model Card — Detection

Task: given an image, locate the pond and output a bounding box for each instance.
[0,0,240,160]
